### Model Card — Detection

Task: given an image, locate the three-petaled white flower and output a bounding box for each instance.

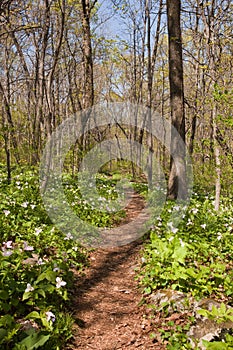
[37,258,45,265]
[25,283,34,293]
[171,227,178,234]
[34,228,42,236]
[56,277,66,288]
[200,224,207,229]
[173,206,180,211]
[2,249,13,257]
[3,241,13,249]
[64,233,73,240]
[187,218,193,226]
[45,311,56,323]
[21,202,29,208]
[217,232,222,240]
[3,210,10,216]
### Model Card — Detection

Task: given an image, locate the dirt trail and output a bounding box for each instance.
[68,194,163,350]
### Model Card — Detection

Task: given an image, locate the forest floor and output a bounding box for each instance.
[67,193,166,350]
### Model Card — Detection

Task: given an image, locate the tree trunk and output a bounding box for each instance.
[166,0,187,200]
[81,0,95,109]
[212,104,221,210]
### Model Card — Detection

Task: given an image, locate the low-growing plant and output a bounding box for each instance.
[0,167,88,349]
[140,193,233,300]
[139,189,233,349]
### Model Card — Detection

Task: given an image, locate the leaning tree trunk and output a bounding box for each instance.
[166,0,187,200]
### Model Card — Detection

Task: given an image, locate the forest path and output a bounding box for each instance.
[67,193,164,350]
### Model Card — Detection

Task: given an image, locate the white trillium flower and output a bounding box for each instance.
[3,210,10,216]
[200,224,207,229]
[23,241,34,251]
[173,206,180,211]
[35,228,42,236]
[56,277,66,288]
[179,238,185,247]
[45,311,56,323]
[187,219,193,226]
[21,202,29,208]
[64,233,73,240]
[53,267,60,272]
[3,241,13,249]
[217,232,222,240]
[171,227,178,234]
[37,258,45,265]
[25,283,34,293]
[2,249,13,257]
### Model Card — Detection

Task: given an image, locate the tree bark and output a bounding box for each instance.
[166,0,187,200]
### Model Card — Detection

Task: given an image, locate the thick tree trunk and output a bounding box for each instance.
[166,0,187,200]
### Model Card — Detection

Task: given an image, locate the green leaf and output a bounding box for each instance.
[0,328,7,341]
[1,302,11,312]
[0,314,15,327]
[0,290,9,300]
[17,332,50,349]
[22,292,32,301]
[25,311,40,320]
[202,339,228,349]
[197,308,211,318]
[36,289,46,298]
[172,245,187,263]
[36,270,56,283]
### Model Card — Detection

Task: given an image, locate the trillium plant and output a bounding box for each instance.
[0,167,87,349]
[139,192,233,348]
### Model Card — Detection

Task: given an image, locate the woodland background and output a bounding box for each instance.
[0,0,232,197]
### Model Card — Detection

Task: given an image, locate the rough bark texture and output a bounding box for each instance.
[166,0,187,200]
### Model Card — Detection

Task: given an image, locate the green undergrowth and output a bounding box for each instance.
[0,165,133,349]
[62,172,128,228]
[0,166,90,349]
[139,190,233,349]
[0,164,146,349]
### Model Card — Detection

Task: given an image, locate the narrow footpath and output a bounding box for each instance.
[68,193,165,349]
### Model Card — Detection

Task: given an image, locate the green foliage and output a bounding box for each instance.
[0,166,87,349]
[140,192,233,299]
[158,322,194,349]
[139,189,233,348]
[197,303,233,324]
[202,334,233,349]
[62,172,127,227]
[198,305,233,349]
[0,165,138,348]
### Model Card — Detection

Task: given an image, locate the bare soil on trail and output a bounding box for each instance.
[67,193,165,350]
